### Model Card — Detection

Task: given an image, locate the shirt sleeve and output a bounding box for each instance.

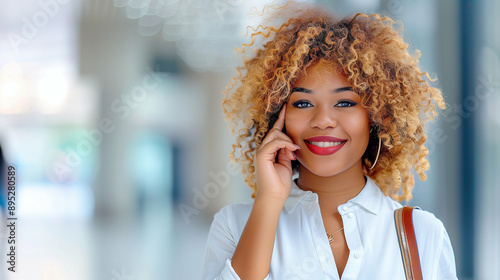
[412,208,459,280]
[437,224,459,280]
[201,205,270,280]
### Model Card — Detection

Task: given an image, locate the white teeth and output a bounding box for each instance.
[309,141,344,147]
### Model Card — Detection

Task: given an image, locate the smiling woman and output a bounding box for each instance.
[203,2,458,280]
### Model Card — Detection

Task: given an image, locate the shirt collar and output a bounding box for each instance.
[349,176,382,215]
[283,178,313,213]
[283,176,383,215]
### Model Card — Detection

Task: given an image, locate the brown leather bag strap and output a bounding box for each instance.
[395,206,423,280]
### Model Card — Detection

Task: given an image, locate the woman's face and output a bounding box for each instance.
[285,62,370,177]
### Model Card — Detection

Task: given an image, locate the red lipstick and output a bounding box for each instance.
[303,136,347,156]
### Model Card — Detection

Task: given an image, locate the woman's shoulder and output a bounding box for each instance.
[377,193,445,229]
[411,207,447,237]
[386,204,450,251]
[378,194,447,236]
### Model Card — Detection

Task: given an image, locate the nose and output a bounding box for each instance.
[310,106,338,129]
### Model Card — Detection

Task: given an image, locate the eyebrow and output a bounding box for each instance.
[334,86,353,93]
[291,86,353,94]
[291,87,312,94]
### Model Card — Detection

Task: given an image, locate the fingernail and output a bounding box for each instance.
[294,144,301,149]
[292,152,296,160]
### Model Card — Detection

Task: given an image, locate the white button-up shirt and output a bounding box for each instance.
[202,177,458,280]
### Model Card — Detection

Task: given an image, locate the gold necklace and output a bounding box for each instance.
[327,227,344,244]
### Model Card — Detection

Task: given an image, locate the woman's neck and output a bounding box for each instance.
[296,160,366,215]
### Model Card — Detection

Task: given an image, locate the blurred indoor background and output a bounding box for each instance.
[0,0,498,279]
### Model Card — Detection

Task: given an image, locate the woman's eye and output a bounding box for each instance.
[291,100,312,108]
[335,100,357,108]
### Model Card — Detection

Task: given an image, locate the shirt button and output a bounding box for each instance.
[354,251,362,259]
[342,206,348,211]
[347,213,354,218]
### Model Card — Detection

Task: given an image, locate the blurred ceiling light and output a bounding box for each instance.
[0,62,31,114]
[36,67,70,114]
[126,0,150,19]
[19,183,94,219]
[41,260,66,280]
[112,0,294,72]
[137,12,164,36]
[0,81,21,104]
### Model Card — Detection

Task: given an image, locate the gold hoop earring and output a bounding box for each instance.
[369,136,381,170]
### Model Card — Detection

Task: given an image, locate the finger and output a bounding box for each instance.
[272,103,287,131]
[278,146,295,162]
[260,129,293,148]
[281,146,295,161]
[276,148,293,170]
[287,148,296,161]
[260,128,294,147]
[257,138,299,161]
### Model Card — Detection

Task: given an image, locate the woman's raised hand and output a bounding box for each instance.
[231,104,300,278]
[255,103,300,202]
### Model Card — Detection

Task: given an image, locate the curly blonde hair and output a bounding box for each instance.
[222,2,445,202]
